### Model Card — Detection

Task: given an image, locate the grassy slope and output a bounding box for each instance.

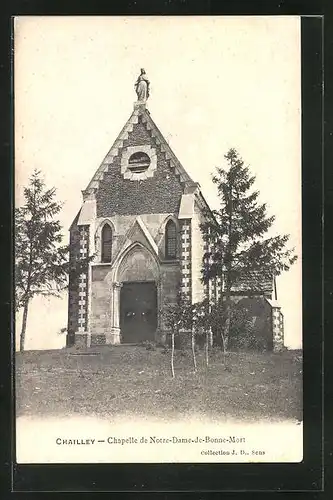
[15,346,302,422]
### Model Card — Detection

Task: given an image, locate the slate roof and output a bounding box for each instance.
[229,271,274,295]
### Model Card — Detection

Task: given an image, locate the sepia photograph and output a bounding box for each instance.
[14,16,302,464]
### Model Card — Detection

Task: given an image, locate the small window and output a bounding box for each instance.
[101,224,112,263]
[128,152,151,173]
[165,220,177,259]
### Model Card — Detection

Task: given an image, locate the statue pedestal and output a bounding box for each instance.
[134,101,146,110]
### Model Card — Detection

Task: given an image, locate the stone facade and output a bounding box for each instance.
[67,100,284,351]
[67,101,205,347]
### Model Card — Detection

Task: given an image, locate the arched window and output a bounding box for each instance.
[165,220,177,259]
[101,224,112,263]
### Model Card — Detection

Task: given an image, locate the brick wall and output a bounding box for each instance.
[67,217,80,346]
[67,222,90,346]
[272,307,284,352]
[180,219,192,300]
[96,119,184,217]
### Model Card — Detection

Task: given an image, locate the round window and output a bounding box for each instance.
[128,152,151,173]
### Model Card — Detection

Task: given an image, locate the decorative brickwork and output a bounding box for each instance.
[272,306,284,351]
[67,223,90,346]
[96,119,184,218]
[77,226,89,332]
[180,219,192,300]
[67,216,80,346]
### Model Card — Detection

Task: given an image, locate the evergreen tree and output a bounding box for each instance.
[201,148,297,349]
[15,170,69,351]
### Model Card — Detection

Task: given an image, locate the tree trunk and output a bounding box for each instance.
[221,334,227,366]
[220,295,231,365]
[171,330,175,378]
[209,327,213,347]
[205,329,209,367]
[223,298,231,352]
[191,328,197,372]
[20,299,29,352]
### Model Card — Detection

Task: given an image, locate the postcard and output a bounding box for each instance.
[14,15,302,464]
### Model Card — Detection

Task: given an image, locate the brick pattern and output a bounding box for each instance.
[77,226,90,332]
[272,307,284,351]
[67,220,80,343]
[180,220,192,300]
[84,105,194,197]
[96,119,184,218]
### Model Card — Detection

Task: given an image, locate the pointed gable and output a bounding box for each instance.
[122,216,159,258]
[83,103,196,196]
[81,103,199,218]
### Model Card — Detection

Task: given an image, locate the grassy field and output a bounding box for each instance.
[15,345,302,422]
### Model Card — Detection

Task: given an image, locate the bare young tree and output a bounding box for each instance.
[162,294,194,377]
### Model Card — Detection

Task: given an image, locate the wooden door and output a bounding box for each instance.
[120,282,157,343]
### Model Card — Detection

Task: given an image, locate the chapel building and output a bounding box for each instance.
[66,73,284,351]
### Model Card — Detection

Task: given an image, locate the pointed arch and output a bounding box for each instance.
[108,241,162,343]
[165,219,177,259]
[113,241,160,283]
[94,219,115,263]
[157,215,180,260]
[101,223,113,263]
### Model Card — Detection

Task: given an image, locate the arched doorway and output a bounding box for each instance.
[120,281,157,343]
[115,244,160,343]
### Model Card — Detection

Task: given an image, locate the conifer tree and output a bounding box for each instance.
[15,170,69,351]
[201,148,297,349]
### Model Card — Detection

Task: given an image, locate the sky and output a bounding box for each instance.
[14,16,302,350]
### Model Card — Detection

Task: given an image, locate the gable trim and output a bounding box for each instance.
[82,104,198,199]
[140,112,196,186]
[110,216,159,269]
[133,216,159,256]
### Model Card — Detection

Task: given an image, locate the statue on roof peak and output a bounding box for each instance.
[135,68,150,102]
